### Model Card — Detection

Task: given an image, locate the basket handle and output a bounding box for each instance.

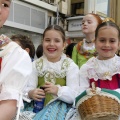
[91,82,96,94]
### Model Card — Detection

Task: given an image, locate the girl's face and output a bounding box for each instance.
[0,0,11,28]
[95,26,120,60]
[82,14,98,35]
[43,30,65,62]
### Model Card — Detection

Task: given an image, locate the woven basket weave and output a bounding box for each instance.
[78,94,120,120]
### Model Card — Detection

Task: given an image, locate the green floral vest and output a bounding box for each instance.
[36,58,71,105]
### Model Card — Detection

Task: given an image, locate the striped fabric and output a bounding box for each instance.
[16,100,71,120]
[33,100,71,120]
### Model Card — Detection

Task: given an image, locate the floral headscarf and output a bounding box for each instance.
[0,34,11,48]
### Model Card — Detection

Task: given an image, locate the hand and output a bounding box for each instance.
[28,88,45,101]
[43,82,58,96]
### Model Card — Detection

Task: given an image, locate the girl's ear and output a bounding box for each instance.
[63,41,66,50]
[118,41,120,47]
[25,48,30,54]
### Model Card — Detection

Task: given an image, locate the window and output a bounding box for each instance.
[95,0,109,17]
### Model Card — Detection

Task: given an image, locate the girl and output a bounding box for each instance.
[22,25,80,120]
[72,13,102,68]
[66,19,120,120]
[0,0,32,120]
[79,20,120,93]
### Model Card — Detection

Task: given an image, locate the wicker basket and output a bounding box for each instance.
[78,95,119,120]
[76,83,120,120]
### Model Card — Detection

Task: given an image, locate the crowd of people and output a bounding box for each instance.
[0,0,120,120]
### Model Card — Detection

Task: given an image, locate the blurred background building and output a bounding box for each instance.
[0,0,119,49]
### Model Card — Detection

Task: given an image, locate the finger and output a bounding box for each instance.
[35,94,45,100]
[44,88,52,93]
[37,89,45,93]
[34,98,44,101]
[45,82,52,85]
[37,91,45,96]
[43,83,54,88]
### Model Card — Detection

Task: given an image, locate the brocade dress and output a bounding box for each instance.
[22,53,80,120]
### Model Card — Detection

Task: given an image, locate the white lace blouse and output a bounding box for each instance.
[79,55,120,94]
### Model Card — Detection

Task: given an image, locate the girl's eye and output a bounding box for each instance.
[99,39,105,42]
[2,3,9,7]
[88,21,92,24]
[55,39,60,42]
[110,40,115,43]
[82,22,84,25]
[44,39,50,42]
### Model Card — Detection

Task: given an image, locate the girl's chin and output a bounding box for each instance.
[98,56,114,60]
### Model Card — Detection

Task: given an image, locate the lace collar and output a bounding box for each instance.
[86,55,120,81]
[35,53,71,84]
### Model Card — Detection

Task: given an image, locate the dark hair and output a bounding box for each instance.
[95,21,120,40]
[65,43,77,58]
[43,25,65,42]
[36,44,43,58]
[11,34,35,59]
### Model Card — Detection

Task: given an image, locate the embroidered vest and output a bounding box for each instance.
[36,57,71,105]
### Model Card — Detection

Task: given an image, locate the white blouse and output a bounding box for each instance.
[0,42,32,107]
[24,53,80,104]
[65,55,120,120]
[79,55,120,94]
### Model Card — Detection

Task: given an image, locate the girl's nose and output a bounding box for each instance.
[50,40,54,45]
[105,41,110,47]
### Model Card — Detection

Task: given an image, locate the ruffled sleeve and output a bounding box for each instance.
[0,44,32,107]
[22,60,39,102]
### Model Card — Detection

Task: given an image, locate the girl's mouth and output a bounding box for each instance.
[102,49,111,52]
[47,48,56,52]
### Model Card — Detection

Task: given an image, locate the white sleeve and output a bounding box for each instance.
[57,61,80,104]
[22,61,38,101]
[1,48,32,91]
[79,64,90,94]
[0,47,33,106]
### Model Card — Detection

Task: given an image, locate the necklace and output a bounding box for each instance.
[85,39,94,44]
[85,40,92,44]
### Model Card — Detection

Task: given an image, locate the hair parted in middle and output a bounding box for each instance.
[95,18,120,40]
[43,25,65,42]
